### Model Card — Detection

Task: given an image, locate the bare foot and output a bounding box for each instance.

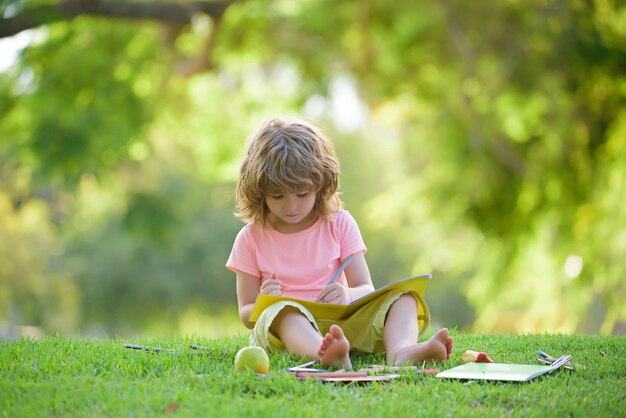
[318,325,352,369]
[388,328,454,366]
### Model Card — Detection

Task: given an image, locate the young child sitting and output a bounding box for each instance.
[227,117,453,368]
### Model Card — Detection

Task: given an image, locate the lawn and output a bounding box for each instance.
[1,331,624,417]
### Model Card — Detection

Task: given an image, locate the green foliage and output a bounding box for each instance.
[0,0,624,336]
[16,20,165,183]
[0,333,624,416]
[67,184,241,335]
[362,0,626,334]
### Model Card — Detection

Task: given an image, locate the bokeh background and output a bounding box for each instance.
[1,0,625,339]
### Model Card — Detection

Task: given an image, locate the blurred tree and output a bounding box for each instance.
[213,0,626,332]
[0,0,624,336]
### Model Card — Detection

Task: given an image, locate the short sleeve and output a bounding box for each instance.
[226,225,261,278]
[336,211,367,260]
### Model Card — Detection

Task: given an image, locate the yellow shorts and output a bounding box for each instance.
[250,290,430,354]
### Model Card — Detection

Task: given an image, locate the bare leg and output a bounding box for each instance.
[384,294,454,366]
[271,307,351,368]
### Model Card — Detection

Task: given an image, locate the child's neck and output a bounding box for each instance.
[268,212,318,234]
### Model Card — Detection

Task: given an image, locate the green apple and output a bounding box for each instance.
[234,346,270,374]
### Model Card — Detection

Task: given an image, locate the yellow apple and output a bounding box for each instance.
[234,346,270,374]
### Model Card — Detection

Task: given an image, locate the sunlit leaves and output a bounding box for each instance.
[0,0,624,336]
[8,19,164,184]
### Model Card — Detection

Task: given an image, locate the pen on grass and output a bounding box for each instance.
[189,344,211,352]
[327,254,354,285]
[123,343,211,355]
[537,350,576,370]
[287,360,323,373]
[123,344,177,354]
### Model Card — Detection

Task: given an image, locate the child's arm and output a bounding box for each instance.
[316,251,375,304]
[344,251,376,299]
[235,271,262,329]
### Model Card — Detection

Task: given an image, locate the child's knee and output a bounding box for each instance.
[382,293,415,322]
[393,293,418,312]
[270,306,309,334]
[383,293,418,325]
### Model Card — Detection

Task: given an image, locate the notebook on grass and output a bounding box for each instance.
[436,355,572,382]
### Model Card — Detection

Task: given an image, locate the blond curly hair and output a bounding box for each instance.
[235,117,343,225]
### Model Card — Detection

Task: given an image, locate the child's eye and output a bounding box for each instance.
[296,192,310,198]
[270,194,284,200]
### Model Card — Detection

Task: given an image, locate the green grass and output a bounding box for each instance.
[1,331,624,417]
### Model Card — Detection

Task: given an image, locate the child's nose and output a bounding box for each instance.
[285,195,298,209]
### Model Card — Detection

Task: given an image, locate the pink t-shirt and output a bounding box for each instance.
[226,210,367,301]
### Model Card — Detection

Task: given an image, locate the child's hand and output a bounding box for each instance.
[260,274,282,296]
[316,283,350,305]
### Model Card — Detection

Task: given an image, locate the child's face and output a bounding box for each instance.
[265,188,317,232]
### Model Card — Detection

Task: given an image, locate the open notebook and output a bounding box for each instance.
[249,274,431,330]
[436,355,573,382]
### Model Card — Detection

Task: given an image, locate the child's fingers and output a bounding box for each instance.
[326,291,343,304]
[317,284,349,304]
[261,279,282,295]
[316,287,334,303]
